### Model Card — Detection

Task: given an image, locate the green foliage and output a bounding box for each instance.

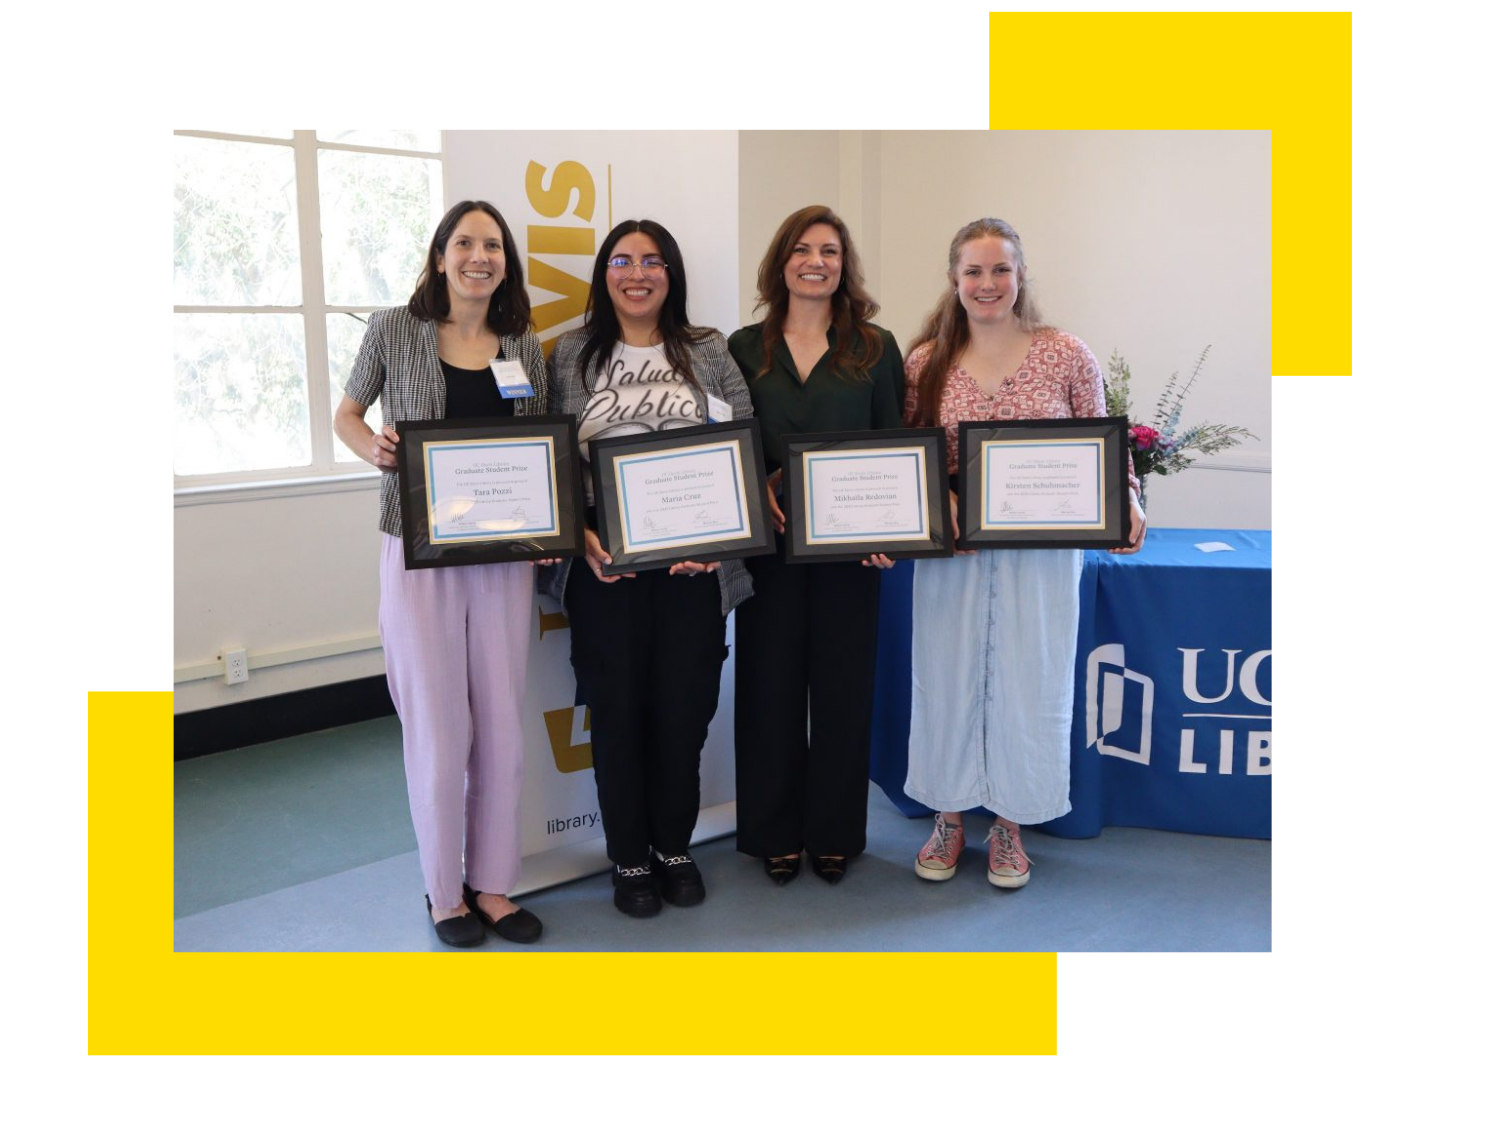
[1104,345,1258,487]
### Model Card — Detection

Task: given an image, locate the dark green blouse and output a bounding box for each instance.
[726,322,905,474]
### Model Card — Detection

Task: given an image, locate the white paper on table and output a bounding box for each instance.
[1194,541,1236,553]
[613,441,751,552]
[802,447,930,544]
[426,437,559,542]
[980,438,1106,530]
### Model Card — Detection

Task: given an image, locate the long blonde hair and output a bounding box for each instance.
[906,218,1046,427]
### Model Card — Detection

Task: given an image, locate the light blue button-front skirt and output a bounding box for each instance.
[904,548,1083,823]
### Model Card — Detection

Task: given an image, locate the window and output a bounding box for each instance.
[174,130,444,489]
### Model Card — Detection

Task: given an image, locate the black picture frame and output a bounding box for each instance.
[395,415,586,569]
[589,419,775,575]
[781,428,953,563]
[956,417,1131,550]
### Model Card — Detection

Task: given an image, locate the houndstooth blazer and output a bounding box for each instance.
[344,305,548,537]
[541,326,755,616]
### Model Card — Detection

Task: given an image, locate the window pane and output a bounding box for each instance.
[327,312,373,463]
[176,314,310,475]
[319,150,443,306]
[175,136,302,306]
[319,129,440,151]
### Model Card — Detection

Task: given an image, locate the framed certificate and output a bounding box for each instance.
[956,418,1131,550]
[590,419,776,575]
[782,429,952,563]
[395,415,586,569]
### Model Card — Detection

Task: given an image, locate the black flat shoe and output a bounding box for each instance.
[811,856,847,885]
[426,895,485,947]
[764,856,801,886]
[463,883,543,944]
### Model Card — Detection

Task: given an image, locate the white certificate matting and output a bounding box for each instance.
[981,438,1106,530]
[613,441,750,552]
[425,438,559,542]
[803,448,931,543]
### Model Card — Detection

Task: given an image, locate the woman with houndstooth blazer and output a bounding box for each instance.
[334,200,549,949]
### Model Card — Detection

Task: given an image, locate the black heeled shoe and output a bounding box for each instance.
[811,856,847,885]
[426,895,485,947]
[463,883,543,944]
[764,855,801,885]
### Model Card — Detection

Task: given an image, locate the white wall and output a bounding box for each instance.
[174,484,386,713]
[868,130,1271,529]
[737,130,842,326]
[176,129,1271,712]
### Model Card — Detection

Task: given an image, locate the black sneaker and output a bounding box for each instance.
[612,863,662,918]
[651,850,706,907]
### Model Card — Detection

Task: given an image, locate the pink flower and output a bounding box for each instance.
[1129,424,1160,451]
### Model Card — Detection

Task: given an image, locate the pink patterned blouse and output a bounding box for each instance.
[904,327,1139,496]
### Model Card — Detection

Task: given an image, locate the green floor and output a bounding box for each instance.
[174,716,1272,952]
[175,717,412,917]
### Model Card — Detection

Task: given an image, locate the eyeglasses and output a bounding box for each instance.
[606,256,669,277]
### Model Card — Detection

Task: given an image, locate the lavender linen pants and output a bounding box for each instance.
[379,534,530,910]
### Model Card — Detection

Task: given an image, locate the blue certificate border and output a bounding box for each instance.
[804,450,929,544]
[615,444,748,550]
[980,438,1105,530]
[425,437,559,543]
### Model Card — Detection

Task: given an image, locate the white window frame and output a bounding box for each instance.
[173,129,444,505]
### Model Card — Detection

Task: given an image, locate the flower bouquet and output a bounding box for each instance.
[1103,345,1257,498]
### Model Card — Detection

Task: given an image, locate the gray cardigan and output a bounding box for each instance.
[542,327,755,615]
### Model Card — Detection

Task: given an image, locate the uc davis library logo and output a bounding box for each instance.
[543,704,592,773]
[538,605,568,638]
[1086,644,1271,775]
[523,158,603,359]
[536,604,588,770]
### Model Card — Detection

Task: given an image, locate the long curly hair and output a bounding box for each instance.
[749,205,885,382]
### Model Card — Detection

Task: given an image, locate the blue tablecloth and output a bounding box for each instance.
[869,529,1271,839]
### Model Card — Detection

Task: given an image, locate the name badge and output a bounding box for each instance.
[489,359,535,400]
[704,392,732,423]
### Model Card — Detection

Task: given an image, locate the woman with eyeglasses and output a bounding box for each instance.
[544,219,754,918]
[334,200,548,949]
[727,205,905,887]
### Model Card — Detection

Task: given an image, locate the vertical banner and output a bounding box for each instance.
[443,132,741,883]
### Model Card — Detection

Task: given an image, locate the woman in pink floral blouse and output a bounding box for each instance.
[902,217,1145,890]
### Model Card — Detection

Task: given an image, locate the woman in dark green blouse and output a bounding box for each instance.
[728,205,904,886]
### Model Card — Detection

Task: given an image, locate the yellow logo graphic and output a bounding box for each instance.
[538,605,570,638]
[525,159,599,358]
[543,704,593,773]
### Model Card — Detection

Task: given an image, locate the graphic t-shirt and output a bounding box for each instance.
[577,342,704,501]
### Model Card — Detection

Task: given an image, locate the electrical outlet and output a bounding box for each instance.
[222,647,249,685]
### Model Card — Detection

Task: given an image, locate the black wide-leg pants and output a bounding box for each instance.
[733,546,882,858]
[565,565,728,867]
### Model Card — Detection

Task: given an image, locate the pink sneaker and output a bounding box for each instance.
[986,823,1032,888]
[915,815,965,881]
